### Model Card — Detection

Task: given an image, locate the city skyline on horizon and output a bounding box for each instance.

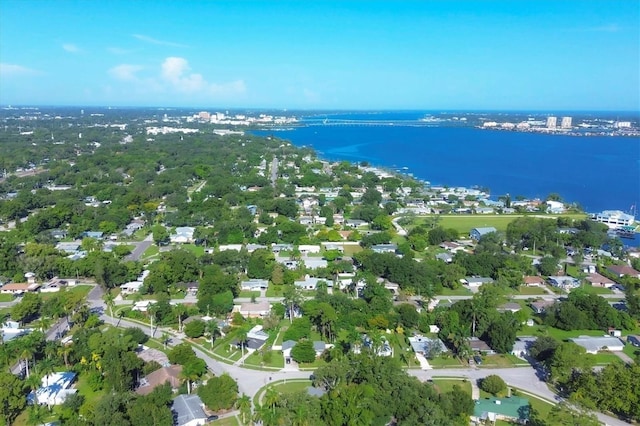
[1,1,639,111]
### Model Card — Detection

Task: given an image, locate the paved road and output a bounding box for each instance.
[125,233,154,261]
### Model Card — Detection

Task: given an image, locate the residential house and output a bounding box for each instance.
[55,241,82,254]
[473,396,531,424]
[569,336,624,354]
[234,301,271,318]
[136,365,182,395]
[282,340,328,360]
[435,252,453,263]
[218,244,243,252]
[1,282,40,295]
[239,325,269,351]
[50,229,68,240]
[371,244,398,254]
[586,273,616,288]
[497,302,521,313]
[170,227,195,244]
[546,200,565,214]
[82,231,104,239]
[354,335,394,357]
[530,299,555,314]
[511,337,537,359]
[345,219,367,228]
[408,335,448,358]
[120,281,144,295]
[463,276,494,288]
[523,276,544,286]
[136,347,170,367]
[131,300,156,312]
[246,244,267,253]
[294,276,324,291]
[172,394,209,426]
[607,265,640,279]
[301,257,328,269]
[271,243,293,253]
[240,279,268,291]
[547,276,580,290]
[28,372,77,406]
[440,241,465,253]
[470,227,497,241]
[298,245,321,254]
[468,337,495,354]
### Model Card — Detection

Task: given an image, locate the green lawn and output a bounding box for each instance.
[271,380,312,394]
[517,286,547,296]
[623,344,640,360]
[297,358,327,370]
[411,213,586,235]
[429,356,464,367]
[213,340,243,361]
[438,287,472,296]
[432,378,472,395]
[141,244,159,259]
[0,294,15,302]
[211,416,240,426]
[577,284,613,295]
[243,350,284,369]
[342,245,363,256]
[182,244,205,257]
[265,287,283,297]
[480,354,520,367]
[239,291,260,299]
[592,352,624,365]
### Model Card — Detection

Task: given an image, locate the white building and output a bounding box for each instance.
[592,210,635,229]
[561,116,572,128]
[546,116,557,129]
[28,372,77,406]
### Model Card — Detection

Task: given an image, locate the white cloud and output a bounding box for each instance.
[0,63,41,77]
[108,57,245,98]
[132,34,189,48]
[109,64,143,81]
[160,57,246,95]
[62,43,81,53]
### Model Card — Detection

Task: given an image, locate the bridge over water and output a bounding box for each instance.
[302,118,442,127]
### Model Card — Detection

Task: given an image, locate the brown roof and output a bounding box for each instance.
[523,276,544,284]
[1,283,32,291]
[136,365,182,395]
[586,273,615,285]
[608,265,640,277]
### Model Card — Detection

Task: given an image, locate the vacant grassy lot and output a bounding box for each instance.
[517,286,548,296]
[411,213,587,235]
[432,378,472,395]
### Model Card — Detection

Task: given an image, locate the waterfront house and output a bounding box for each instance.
[470,227,497,241]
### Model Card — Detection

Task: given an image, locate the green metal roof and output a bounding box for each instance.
[473,396,530,421]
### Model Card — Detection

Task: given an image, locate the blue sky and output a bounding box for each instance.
[1,0,638,110]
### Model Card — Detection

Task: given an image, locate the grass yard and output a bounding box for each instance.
[239,291,260,299]
[438,287,472,296]
[592,352,624,365]
[297,358,327,370]
[182,244,205,257]
[141,244,159,259]
[342,244,363,256]
[431,378,472,395]
[0,293,15,302]
[480,354,522,367]
[213,341,243,361]
[211,416,241,426]
[243,350,284,369]
[623,344,640,360]
[577,284,613,295]
[265,287,283,297]
[271,380,312,394]
[429,356,464,367]
[517,285,548,296]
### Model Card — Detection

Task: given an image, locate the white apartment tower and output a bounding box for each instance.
[561,117,572,129]
[546,116,557,129]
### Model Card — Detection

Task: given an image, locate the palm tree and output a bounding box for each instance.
[237,394,251,424]
[21,347,34,378]
[161,331,170,350]
[264,387,279,414]
[207,321,220,348]
[104,291,115,318]
[174,304,187,332]
[37,317,51,334]
[116,310,124,327]
[236,328,248,359]
[58,344,72,368]
[292,403,309,426]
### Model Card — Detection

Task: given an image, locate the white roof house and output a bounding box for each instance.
[28,372,77,406]
[120,281,144,295]
[170,227,195,244]
[172,394,208,426]
[570,336,624,354]
[240,279,269,291]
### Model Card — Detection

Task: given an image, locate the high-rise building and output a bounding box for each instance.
[561,117,572,129]
[546,116,557,129]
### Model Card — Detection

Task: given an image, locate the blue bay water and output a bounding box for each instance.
[255,114,640,214]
